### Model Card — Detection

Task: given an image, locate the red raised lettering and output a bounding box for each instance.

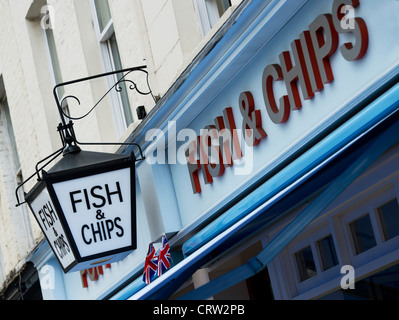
[262,64,290,124]
[279,39,315,110]
[185,141,202,194]
[239,91,267,147]
[300,30,324,93]
[309,14,339,86]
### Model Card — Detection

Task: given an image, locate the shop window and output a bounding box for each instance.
[176,240,275,300]
[194,0,232,37]
[377,198,399,241]
[91,0,133,136]
[349,214,377,255]
[272,166,399,299]
[317,234,339,271]
[295,246,317,282]
[246,267,274,300]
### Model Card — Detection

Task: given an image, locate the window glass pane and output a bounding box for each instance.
[295,246,317,282]
[94,0,112,33]
[45,27,64,98]
[216,0,231,16]
[378,198,399,241]
[317,235,339,271]
[349,214,376,255]
[108,34,133,127]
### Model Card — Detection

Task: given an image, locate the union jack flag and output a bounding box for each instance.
[143,243,158,285]
[157,234,172,277]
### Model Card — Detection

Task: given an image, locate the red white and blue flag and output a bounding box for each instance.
[157,234,172,277]
[143,243,158,285]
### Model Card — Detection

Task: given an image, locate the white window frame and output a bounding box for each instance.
[285,221,341,296]
[0,91,35,251]
[341,204,380,264]
[193,0,231,37]
[90,0,132,138]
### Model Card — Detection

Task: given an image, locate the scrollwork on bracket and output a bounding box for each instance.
[56,66,155,122]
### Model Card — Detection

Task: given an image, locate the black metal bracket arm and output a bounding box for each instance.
[15,66,154,207]
[54,65,155,124]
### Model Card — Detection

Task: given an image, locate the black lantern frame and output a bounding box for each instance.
[25,150,136,273]
[15,66,153,273]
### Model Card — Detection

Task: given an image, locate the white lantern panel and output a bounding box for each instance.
[52,168,133,258]
[29,188,76,269]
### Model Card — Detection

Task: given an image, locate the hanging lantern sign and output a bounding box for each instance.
[25,150,136,273]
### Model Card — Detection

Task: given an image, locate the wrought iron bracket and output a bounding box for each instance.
[15,66,153,207]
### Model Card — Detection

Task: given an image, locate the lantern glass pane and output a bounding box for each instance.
[28,187,76,269]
